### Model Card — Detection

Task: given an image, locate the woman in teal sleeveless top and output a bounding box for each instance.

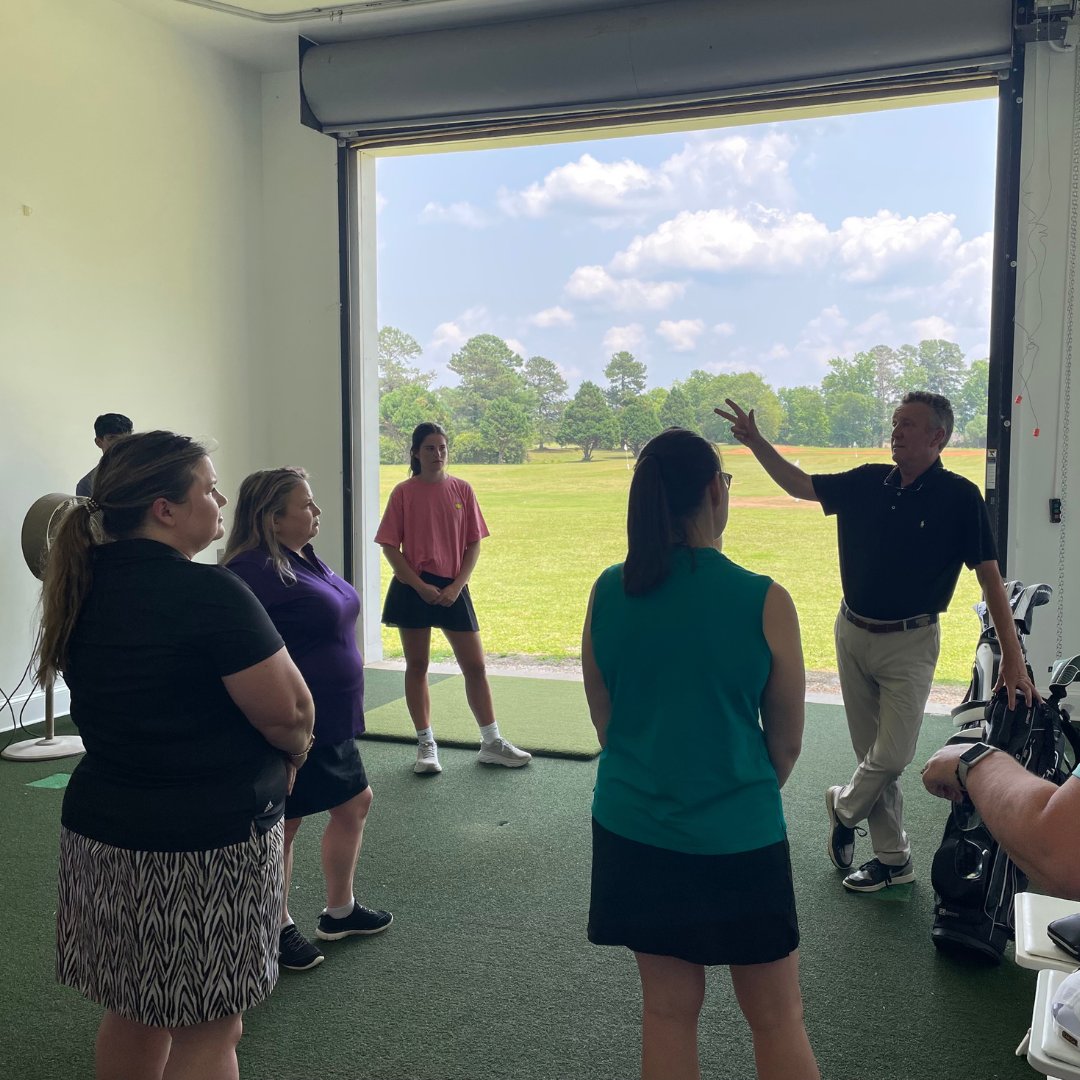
[582,427,819,1080]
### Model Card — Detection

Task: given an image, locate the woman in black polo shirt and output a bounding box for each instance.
[37,432,315,1080]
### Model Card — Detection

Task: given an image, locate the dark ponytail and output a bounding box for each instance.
[622,428,721,596]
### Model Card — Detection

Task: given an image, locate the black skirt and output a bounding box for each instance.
[588,818,800,966]
[285,738,369,820]
[381,572,480,632]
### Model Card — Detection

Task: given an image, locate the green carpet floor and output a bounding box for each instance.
[363,667,600,759]
[0,701,1041,1080]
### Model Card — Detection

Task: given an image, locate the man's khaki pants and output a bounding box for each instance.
[833,607,941,867]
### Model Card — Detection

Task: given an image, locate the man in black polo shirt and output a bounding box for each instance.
[717,392,1035,893]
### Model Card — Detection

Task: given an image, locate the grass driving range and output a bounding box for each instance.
[377,445,990,686]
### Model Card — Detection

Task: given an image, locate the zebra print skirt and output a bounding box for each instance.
[56,821,284,1028]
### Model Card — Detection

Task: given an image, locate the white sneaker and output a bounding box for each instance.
[414,741,442,774]
[476,737,532,768]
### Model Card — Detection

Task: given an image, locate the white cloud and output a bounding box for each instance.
[853,311,894,339]
[565,265,685,311]
[420,201,489,228]
[610,207,831,275]
[835,210,961,283]
[608,207,970,287]
[793,305,856,369]
[911,315,957,341]
[603,324,645,353]
[526,305,575,328]
[375,192,388,214]
[505,337,528,359]
[427,305,490,357]
[863,231,992,353]
[497,131,798,219]
[932,231,993,348]
[713,322,736,337]
[656,319,705,352]
[659,131,796,206]
[764,343,791,360]
[498,154,661,217]
[429,321,469,353]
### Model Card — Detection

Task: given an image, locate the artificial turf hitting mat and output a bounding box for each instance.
[361,666,600,759]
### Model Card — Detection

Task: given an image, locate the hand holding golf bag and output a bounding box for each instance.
[930,683,1080,962]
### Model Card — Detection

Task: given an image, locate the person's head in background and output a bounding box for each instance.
[223,467,315,583]
[93,413,133,455]
[623,427,729,597]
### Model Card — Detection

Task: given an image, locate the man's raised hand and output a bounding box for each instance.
[714,399,760,447]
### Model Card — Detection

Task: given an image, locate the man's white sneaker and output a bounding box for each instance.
[414,741,442,774]
[476,737,532,768]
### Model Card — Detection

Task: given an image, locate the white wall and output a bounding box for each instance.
[1009,39,1080,683]
[0,0,267,728]
[257,71,342,570]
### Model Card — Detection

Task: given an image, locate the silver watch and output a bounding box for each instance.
[956,742,997,792]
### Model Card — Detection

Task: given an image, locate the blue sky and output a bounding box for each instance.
[375,96,998,394]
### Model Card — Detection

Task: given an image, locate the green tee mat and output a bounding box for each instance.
[362,667,600,760]
[26,774,70,790]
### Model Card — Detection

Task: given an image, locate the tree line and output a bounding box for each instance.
[378,326,990,464]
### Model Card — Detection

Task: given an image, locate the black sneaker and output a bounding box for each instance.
[825,786,856,870]
[279,924,324,971]
[315,902,394,942]
[843,858,915,893]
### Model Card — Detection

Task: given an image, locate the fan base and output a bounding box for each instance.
[2,735,85,761]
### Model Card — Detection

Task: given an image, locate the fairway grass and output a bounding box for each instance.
[377,445,991,685]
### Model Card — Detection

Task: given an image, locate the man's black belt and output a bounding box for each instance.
[840,600,938,634]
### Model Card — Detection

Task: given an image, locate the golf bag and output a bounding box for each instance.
[930,579,1056,962]
[930,685,1080,961]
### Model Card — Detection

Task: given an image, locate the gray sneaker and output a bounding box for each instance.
[414,741,442,774]
[477,737,532,767]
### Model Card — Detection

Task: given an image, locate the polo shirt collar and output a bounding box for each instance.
[883,457,943,492]
[96,537,189,564]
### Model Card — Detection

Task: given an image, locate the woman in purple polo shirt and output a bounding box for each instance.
[225,468,392,972]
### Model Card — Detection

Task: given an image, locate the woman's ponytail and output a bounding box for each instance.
[621,427,722,597]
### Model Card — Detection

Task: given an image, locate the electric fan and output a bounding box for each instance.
[2,493,86,761]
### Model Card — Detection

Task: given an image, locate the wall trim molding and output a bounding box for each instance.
[0,682,70,736]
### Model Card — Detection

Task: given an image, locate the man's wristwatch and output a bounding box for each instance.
[956,742,998,792]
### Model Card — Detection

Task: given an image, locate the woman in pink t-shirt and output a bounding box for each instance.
[375,422,531,775]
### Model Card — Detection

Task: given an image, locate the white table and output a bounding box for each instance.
[1027,969,1080,1080]
[1015,893,1080,973]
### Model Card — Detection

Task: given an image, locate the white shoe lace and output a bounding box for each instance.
[487,738,526,757]
[418,742,437,760]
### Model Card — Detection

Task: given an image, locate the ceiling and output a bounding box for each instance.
[115,0,635,72]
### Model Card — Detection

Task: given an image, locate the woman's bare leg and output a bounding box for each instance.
[280,817,303,925]
[730,951,818,1080]
[399,628,432,732]
[634,952,705,1080]
[163,1014,243,1080]
[444,629,496,728]
[322,787,372,908]
[95,1010,171,1080]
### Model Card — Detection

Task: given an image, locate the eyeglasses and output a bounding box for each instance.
[721,472,733,489]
